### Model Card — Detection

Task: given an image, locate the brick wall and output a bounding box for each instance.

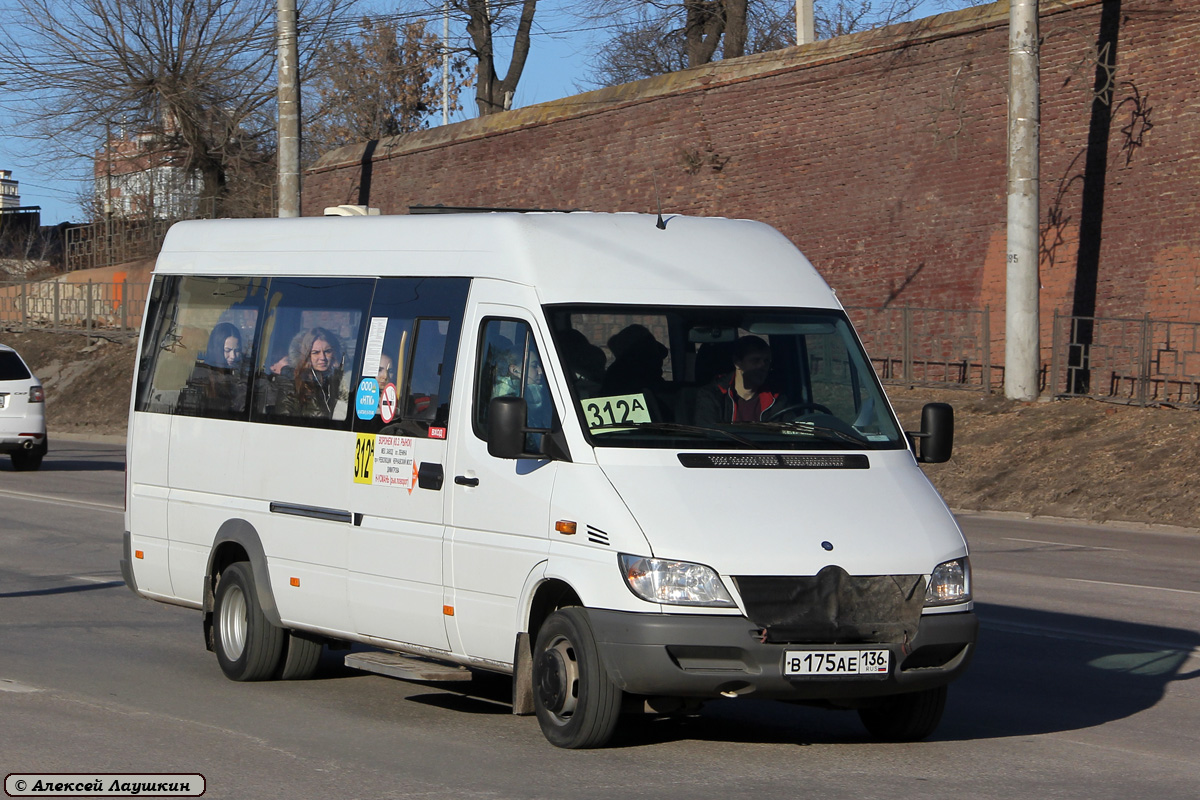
[305,0,1199,370]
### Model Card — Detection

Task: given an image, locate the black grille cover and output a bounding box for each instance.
[732,567,925,644]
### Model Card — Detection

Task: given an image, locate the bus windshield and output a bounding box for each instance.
[546,305,905,451]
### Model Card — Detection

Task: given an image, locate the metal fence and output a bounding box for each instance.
[0,279,149,334]
[1049,311,1200,409]
[64,218,176,272]
[847,305,1200,410]
[846,306,996,392]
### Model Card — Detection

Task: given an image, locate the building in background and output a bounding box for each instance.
[1,169,22,209]
[94,128,201,220]
[1,169,52,273]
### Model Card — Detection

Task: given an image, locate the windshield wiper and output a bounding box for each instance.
[589,421,764,449]
[737,420,869,446]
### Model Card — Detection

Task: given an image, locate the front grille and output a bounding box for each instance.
[732,567,925,644]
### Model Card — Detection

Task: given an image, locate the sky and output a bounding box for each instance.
[0,0,951,225]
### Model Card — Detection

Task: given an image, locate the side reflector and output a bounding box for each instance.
[443,605,455,616]
[290,577,300,587]
[134,550,144,559]
[555,520,577,535]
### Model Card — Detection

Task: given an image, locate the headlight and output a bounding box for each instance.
[619,554,736,607]
[925,557,971,606]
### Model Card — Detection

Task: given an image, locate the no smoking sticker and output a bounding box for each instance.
[380,383,398,423]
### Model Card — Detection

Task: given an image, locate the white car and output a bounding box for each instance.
[0,343,47,471]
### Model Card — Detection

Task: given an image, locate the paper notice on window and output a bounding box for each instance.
[361,317,388,379]
[372,435,415,490]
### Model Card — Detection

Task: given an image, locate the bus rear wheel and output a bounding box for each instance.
[213,561,285,681]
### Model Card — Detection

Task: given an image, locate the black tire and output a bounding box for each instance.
[279,630,323,680]
[858,685,948,742]
[212,561,285,681]
[532,607,623,749]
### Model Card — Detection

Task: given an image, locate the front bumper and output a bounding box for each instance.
[587,608,977,700]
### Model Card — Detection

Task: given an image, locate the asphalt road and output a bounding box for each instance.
[2,440,1198,799]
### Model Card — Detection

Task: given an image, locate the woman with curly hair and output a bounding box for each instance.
[278,327,345,419]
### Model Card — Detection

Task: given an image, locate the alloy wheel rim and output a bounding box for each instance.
[219,584,248,661]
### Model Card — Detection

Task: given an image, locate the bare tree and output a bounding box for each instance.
[307,16,466,155]
[584,1,771,86]
[423,0,538,116]
[0,0,355,219]
[582,0,944,88]
[590,9,690,87]
[466,0,538,116]
[0,216,56,278]
[816,0,923,39]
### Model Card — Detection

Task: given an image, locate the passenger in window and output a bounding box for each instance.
[278,327,346,419]
[525,349,553,430]
[186,322,247,414]
[486,336,521,400]
[559,329,606,398]
[694,335,787,423]
[377,354,395,387]
[600,324,672,420]
[253,335,296,415]
[601,324,668,397]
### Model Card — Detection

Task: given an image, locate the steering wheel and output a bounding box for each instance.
[770,401,834,419]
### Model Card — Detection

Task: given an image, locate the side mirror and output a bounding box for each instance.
[487,396,528,459]
[909,402,954,463]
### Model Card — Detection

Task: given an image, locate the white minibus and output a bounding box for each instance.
[122,212,975,749]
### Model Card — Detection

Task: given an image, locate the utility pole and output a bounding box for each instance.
[796,0,814,45]
[442,1,450,126]
[1005,0,1040,401]
[277,0,301,217]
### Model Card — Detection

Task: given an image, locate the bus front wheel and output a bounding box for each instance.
[532,607,622,749]
[858,685,948,742]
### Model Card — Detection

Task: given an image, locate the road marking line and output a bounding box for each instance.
[0,679,42,693]
[0,489,121,512]
[1003,537,1127,552]
[981,619,1200,658]
[1066,578,1200,596]
[71,575,123,584]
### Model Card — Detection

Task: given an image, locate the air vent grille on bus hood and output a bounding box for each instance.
[732,567,925,644]
[678,453,869,469]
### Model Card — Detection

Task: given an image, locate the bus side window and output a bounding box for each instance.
[404,318,449,422]
[249,278,373,430]
[473,318,556,451]
[135,276,265,420]
[352,277,470,438]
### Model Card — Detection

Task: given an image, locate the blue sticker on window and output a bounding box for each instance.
[356,378,380,419]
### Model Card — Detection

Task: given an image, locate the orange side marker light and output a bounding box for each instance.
[290,577,300,587]
[134,550,144,559]
[443,605,455,616]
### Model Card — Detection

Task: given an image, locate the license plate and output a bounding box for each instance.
[783,649,890,677]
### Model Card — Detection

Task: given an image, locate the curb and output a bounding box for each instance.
[49,431,128,446]
[952,508,1200,538]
